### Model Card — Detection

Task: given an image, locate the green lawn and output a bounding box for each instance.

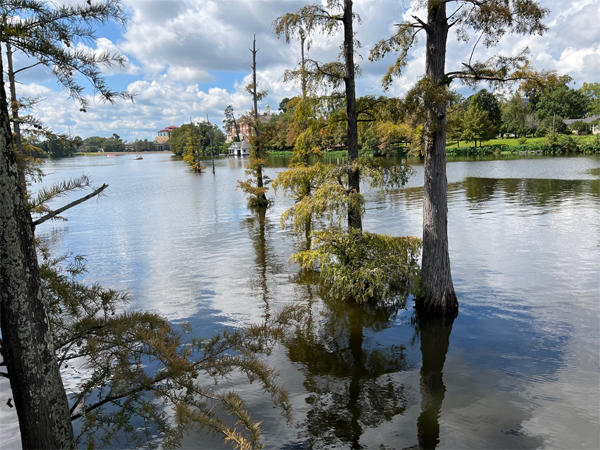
[445,136,590,148]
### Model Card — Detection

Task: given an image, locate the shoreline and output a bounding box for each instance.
[77,151,172,156]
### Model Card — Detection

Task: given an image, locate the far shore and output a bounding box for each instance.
[77,151,172,156]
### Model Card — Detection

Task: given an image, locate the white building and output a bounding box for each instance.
[228,140,250,156]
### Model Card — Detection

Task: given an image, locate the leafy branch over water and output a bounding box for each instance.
[35,246,304,449]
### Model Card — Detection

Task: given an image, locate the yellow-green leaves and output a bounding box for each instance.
[291,228,422,303]
[273,158,414,233]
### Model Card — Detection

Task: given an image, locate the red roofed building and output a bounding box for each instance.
[156,125,178,144]
[155,125,178,151]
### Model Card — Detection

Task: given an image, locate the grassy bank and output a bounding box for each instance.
[446,136,597,148]
[269,135,599,158]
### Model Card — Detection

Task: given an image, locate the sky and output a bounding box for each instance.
[7,0,600,142]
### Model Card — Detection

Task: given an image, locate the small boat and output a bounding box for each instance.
[106,154,116,157]
[134,156,143,160]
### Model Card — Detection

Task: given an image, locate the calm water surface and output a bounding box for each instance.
[1,153,598,449]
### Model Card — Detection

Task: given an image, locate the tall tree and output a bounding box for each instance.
[519,72,572,112]
[502,93,528,137]
[461,102,494,146]
[469,89,502,131]
[274,0,362,230]
[223,104,241,142]
[0,53,76,449]
[370,0,548,314]
[579,82,600,116]
[238,36,270,207]
[535,84,589,121]
[0,1,131,446]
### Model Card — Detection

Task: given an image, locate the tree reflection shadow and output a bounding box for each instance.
[242,206,283,320]
[284,271,411,448]
[287,268,456,449]
[414,313,455,450]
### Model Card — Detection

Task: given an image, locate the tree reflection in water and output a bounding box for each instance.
[287,269,456,449]
[243,206,283,321]
[244,208,455,449]
[415,313,455,450]
[284,276,410,448]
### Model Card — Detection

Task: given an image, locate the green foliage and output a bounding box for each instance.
[569,120,591,134]
[579,82,600,116]
[237,117,272,208]
[83,136,107,152]
[290,228,422,303]
[446,140,600,155]
[223,105,241,142]
[171,122,219,158]
[469,89,502,130]
[273,158,414,233]
[446,103,465,145]
[279,97,291,112]
[520,73,573,111]
[132,138,154,152]
[461,102,494,146]
[101,133,125,152]
[502,93,528,137]
[0,0,133,108]
[39,135,76,157]
[536,85,590,122]
[36,249,301,449]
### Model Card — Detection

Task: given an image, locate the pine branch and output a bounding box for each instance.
[32,183,108,229]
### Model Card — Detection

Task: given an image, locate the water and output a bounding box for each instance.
[1,153,598,449]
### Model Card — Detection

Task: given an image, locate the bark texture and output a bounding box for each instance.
[0,49,76,449]
[418,0,458,315]
[5,43,26,190]
[343,0,362,231]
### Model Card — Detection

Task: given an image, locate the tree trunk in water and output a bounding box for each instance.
[343,0,362,231]
[418,0,458,315]
[0,47,76,449]
[250,36,267,206]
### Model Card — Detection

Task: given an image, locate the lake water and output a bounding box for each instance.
[1,153,598,449]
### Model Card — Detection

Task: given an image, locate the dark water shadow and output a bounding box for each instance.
[413,313,455,450]
[285,258,460,449]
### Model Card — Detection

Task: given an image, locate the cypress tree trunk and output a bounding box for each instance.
[250,36,267,206]
[0,46,76,449]
[5,43,26,190]
[418,0,458,315]
[343,0,362,231]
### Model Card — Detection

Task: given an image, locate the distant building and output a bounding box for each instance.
[225,106,271,143]
[564,115,600,135]
[155,125,178,151]
[228,140,250,157]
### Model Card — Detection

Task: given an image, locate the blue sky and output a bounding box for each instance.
[8,0,599,142]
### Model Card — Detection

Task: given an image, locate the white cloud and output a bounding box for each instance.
[167,66,214,83]
[12,0,598,141]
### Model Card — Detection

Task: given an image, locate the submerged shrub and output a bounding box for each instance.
[291,228,422,304]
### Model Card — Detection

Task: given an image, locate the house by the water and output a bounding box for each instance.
[564,115,600,135]
[228,140,250,157]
